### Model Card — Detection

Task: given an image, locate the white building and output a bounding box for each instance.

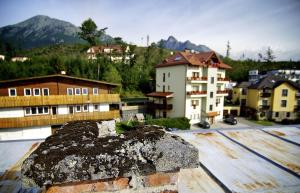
[86,45,132,62]
[0,55,5,60]
[147,51,232,124]
[11,56,29,62]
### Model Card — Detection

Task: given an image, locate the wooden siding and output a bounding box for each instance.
[0,94,120,108]
[0,110,120,128]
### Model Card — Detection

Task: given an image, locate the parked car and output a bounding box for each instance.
[223,115,237,125]
[198,120,210,129]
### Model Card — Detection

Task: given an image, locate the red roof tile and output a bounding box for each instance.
[156,51,232,69]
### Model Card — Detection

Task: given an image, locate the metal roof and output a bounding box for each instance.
[177,126,300,193]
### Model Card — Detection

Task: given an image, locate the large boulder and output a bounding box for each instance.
[21,121,198,187]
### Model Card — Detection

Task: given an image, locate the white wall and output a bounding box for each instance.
[99,104,109,112]
[0,108,24,118]
[58,105,68,114]
[0,125,51,141]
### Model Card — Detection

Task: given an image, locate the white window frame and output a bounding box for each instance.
[68,106,74,114]
[82,88,88,95]
[37,106,44,114]
[43,106,49,114]
[75,105,81,112]
[94,104,99,111]
[42,88,49,96]
[75,88,81,95]
[33,88,40,96]
[93,88,99,95]
[31,107,37,115]
[8,88,17,97]
[83,104,89,112]
[67,88,73,95]
[24,88,31,96]
[25,107,31,116]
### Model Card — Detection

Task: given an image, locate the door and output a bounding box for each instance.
[69,106,74,114]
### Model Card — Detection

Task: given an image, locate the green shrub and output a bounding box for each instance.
[116,120,140,133]
[145,117,190,130]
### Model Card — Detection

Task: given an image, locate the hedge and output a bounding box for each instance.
[145,117,190,130]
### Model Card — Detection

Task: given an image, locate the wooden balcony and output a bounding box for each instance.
[187,91,207,95]
[187,76,208,81]
[0,94,120,108]
[0,110,120,128]
[217,77,230,81]
[216,90,229,94]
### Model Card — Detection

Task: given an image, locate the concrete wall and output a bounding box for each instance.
[0,125,52,141]
[0,107,24,118]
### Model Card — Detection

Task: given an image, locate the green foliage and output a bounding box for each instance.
[145,117,190,130]
[78,18,107,46]
[103,65,122,84]
[116,121,140,133]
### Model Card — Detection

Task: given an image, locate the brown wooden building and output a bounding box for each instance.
[0,74,120,140]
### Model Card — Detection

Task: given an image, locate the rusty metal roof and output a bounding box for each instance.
[177,126,300,193]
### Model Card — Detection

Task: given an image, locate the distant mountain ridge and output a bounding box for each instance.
[0,15,113,49]
[159,36,211,52]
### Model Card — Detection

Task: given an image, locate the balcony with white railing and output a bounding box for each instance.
[186,90,207,97]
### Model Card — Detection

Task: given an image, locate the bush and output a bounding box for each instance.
[116,121,140,133]
[145,117,190,130]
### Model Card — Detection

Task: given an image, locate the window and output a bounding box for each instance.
[94,104,99,111]
[192,72,199,78]
[262,100,268,106]
[75,88,81,95]
[163,111,167,118]
[281,100,287,107]
[31,107,37,115]
[210,77,214,84]
[191,100,199,109]
[286,112,290,118]
[67,88,73,95]
[216,98,220,107]
[8,88,17,97]
[42,88,49,96]
[282,89,288,97]
[52,106,57,115]
[76,105,81,112]
[38,107,43,114]
[44,107,49,114]
[163,73,165,82]
[33,88,40,96]
[82,88,88,95]
[210,92,213,98]
[168,85,170,91]
[24,88,31,96]
[209,105,213,111]
[93,88,99,95]
[168,72,170,78]
[69,106,74,114]
[241,88,247,95]
[275,112,279,117]
[83,104,88,112]
[163,85,165,92]
[25,107,31,115]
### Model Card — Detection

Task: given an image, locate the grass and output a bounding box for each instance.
[249,120,273,126]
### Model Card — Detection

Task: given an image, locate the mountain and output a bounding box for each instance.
[0,15,113,49]
[159,36,211,52]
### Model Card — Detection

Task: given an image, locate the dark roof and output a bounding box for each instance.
[0,74,120,87]
[146,92,174,98]
[248,75,299,90]
[156,51,232,69]
[236,81,252,88]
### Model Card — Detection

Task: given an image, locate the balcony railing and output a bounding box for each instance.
[260,92,271,97]
[259,105,270,110]
[187,76,208,81]
[217,77,230,81]
[187,91,207,95]
[216,90,229,94]
[148,103,173,110]
[0,94,120,108]
[0,110,120,128]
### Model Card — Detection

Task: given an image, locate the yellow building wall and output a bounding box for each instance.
[232,88,241,103]
[272,83,297,112]
[247,89,260,109]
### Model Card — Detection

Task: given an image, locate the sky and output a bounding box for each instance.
[0,0,300,61]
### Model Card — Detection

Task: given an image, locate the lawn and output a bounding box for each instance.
[249,120,273,126]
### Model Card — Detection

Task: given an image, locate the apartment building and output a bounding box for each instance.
[249,69,300,85]
[0,74,120,140]
[147,51,232,124]
[238,75,300,121]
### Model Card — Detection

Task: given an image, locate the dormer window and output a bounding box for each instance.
[8,88,17,97]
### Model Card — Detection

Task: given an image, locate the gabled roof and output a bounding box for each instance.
[0,74,120,87]
[248,75,299,90]
[156,51,232,69]
[235,81,252,88]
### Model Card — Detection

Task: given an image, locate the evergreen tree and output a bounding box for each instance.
[78,18,107,46]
